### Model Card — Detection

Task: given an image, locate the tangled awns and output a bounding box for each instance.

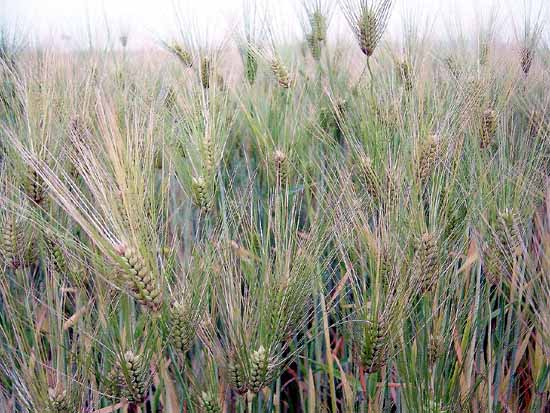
[1,0,550,412]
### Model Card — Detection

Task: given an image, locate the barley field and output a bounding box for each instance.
[1,0,550,412]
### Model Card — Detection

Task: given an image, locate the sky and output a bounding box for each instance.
[1,0,547,48]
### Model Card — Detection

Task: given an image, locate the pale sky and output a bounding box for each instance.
[1,0,547,48]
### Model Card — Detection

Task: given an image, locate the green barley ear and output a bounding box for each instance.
[302,1,330,60]
[200,56,211,89]
[227,357,248,395]
[521,46,534,76]
[483,246,505,286]
[444,56,461,79]
[397,60,413,91]
[46,387,74,413]
[199,391,222,413]
[480,108,497,149]
[111,351,150,403]
[378,242,392,283]
[272,149,289,185]
[358,155,380,200]
[529,109,544,138]
[417,232,438,294]
[306,32,322,61]
[163,86,177,111]
[320,98,347,136]
[428,334,443,366]
[169,301,196,354]
[479,40,490,65]
[341,0,393,57]
[271,58,291,88]
[44,231,67,275]
[418,134,440,183]
[484,208,522,285]
[192,175,213,212]
[359,10,377,57]
[24,167,47,206]
[245,47,259,84]
[497,208,522,257]
[248,345,271,393]
[311,10,328,42]
[201,131,215,179]
[357,316,388,373]
[115,243,162,312]
[169,43,193,67]
[0,210,33,269]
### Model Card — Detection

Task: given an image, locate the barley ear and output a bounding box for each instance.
[169,302,196,354]
[359,10,378,57]
[117,351,150,403]
[192,175,213,212]
[480,109,497,149]
[46,387,74,413]
[271,58,291,89]
[199,391,222,413]
[272,150,289,185]
[418,134,440,183]
[200,56,211,89]
[417,232,438,294]
[358,316,388,373]
[116,244,162,312]
[248,345,271,393]
[227,357,248,395]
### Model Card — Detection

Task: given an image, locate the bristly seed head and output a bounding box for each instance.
[199,391,221,413]
[359,10,377,57]
[417,232,438,294]
[428,334,443,365]
[192,175,212,212]
[116,244,162,312]
[249,345,271,393]
[245,48,258,84]
[418,134,440,183]
[200,56,211,89]
[171,43,193,68]
[47,387,74,413]
[25,168,48,206]
[169,302,196,354]
[521,46,534,76]
[271,58,291,88]
[272,150,289,184]
[356,316,388,373]
[359,155,380,200]
[397,60,413,91]
[227,357,248,395]
[1,212,33,269]
[529,110,544,137]
[497,209,522,257]
[44,233,67,275]
[311,10,327,42]
[480,108,497,149]
[484,208,522,285]
[306,32,322,61]
[109,351,150,403]
[201,131,215,180]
